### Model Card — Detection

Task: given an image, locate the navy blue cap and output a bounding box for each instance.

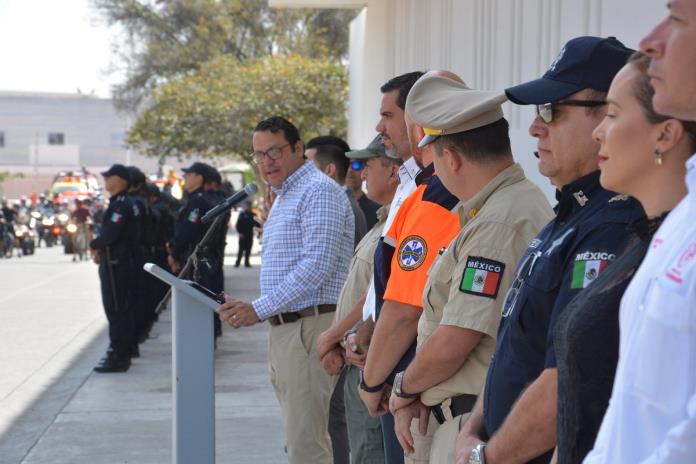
[182,162,212,181]
[505,36,634,105]
[101,164,131,184]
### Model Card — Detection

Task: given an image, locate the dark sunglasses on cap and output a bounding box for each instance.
[350,160,365,171]
[535,99,607,124]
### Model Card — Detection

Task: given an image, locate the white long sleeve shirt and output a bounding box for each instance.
[584,153,696,464]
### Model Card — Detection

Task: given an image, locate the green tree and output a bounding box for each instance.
[127,54,348,162]
[91,0,356,112]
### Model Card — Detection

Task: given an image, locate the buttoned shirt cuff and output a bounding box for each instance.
[252,296,275,320]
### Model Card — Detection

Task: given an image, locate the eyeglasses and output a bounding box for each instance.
[251,143,291,164]
[350,160,365,171]
[501,250,541,318]
[535,99,607,124]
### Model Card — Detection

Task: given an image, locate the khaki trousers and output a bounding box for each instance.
[403,411,440,464]
[269,311,335,464]
[404,406,470,464]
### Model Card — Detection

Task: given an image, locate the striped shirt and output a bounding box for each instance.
[252,162,354,320]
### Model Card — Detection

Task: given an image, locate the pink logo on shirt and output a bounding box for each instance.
[666,241,696,284]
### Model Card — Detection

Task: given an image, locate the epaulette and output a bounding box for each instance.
[608,194,630,203]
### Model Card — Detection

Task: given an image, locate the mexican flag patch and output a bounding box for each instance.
[110,212,123,224]
[187,208,200,223]
[571,259,607,289]
[570,251,616,289]
[459,257,505,299]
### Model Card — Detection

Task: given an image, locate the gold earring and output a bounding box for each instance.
[654,149,663,166]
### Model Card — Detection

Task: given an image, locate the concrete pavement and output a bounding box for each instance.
[0,235,287,463]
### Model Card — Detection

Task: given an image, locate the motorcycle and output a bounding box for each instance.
[14,223,36,256]
[65,219,91,261]
[41,215,59,247]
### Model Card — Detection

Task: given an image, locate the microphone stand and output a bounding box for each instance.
[154,212,228,315]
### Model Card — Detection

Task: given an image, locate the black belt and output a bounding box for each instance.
[431,394,477,425]
[268,304,336,326]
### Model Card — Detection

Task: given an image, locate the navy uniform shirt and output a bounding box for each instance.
[482,172,645,452]
[90,190,140,253]
[168,188,212,262]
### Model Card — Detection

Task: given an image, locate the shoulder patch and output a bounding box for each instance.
[570,251,615,289]
[398,235,428,271]
[110,212,124,224]
[187,208,200,223]
[459,257,505,299]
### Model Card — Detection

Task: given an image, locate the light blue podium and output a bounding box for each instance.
[144,263,219,464]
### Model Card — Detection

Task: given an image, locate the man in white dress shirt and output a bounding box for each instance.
[584,1,696,462]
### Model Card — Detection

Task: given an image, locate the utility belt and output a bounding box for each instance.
[431,393,477,425]
[268,304,336,326]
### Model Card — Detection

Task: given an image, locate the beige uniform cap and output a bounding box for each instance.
[405,75,508,148]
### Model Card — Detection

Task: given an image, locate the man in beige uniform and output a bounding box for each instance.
[316,135,402,463]
[388,75,554,463]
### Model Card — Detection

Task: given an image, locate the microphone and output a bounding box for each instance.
[533,151,540,159]
[201,183,258,224]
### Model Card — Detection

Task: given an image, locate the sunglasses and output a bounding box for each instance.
[535,99,607,124]
[350,160,365,171]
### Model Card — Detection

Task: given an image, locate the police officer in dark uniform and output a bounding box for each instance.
[90,164,140,373]
[143,182,176,327]
[167,162,213,281]
[126,166,156,348]
[235,200,259,267]
[457,37,647,464]
[202,164,229,339]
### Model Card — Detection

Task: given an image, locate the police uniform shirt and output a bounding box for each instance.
[168,187,212,262]
[417,164,553,407]
[89,191,139,251]
[482,171,645,442]
[335,205,389,322]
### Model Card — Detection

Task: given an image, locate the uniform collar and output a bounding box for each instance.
[111,189,127,200]
[457,163,526,227]
[376,204,390,223]
[272,161,313,195]
[190,187,205,196]
[415,162,435,185]
[398,156,421,185]
[555,170,602,219]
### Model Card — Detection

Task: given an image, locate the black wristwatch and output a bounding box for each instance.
[359,370,384,393]
[393,371,419,399]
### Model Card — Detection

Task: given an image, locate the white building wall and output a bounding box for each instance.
[346,0,666,199]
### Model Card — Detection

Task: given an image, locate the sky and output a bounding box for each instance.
[0,0,123,97]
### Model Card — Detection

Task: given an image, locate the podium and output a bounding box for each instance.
[144,263,219,464]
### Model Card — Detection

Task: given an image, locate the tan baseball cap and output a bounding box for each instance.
[405,75,508,148]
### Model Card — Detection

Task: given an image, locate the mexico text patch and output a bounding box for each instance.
[570,251,615,289]
[459,257,505,299]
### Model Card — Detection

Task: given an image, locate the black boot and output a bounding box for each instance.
[94,351,131,373]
